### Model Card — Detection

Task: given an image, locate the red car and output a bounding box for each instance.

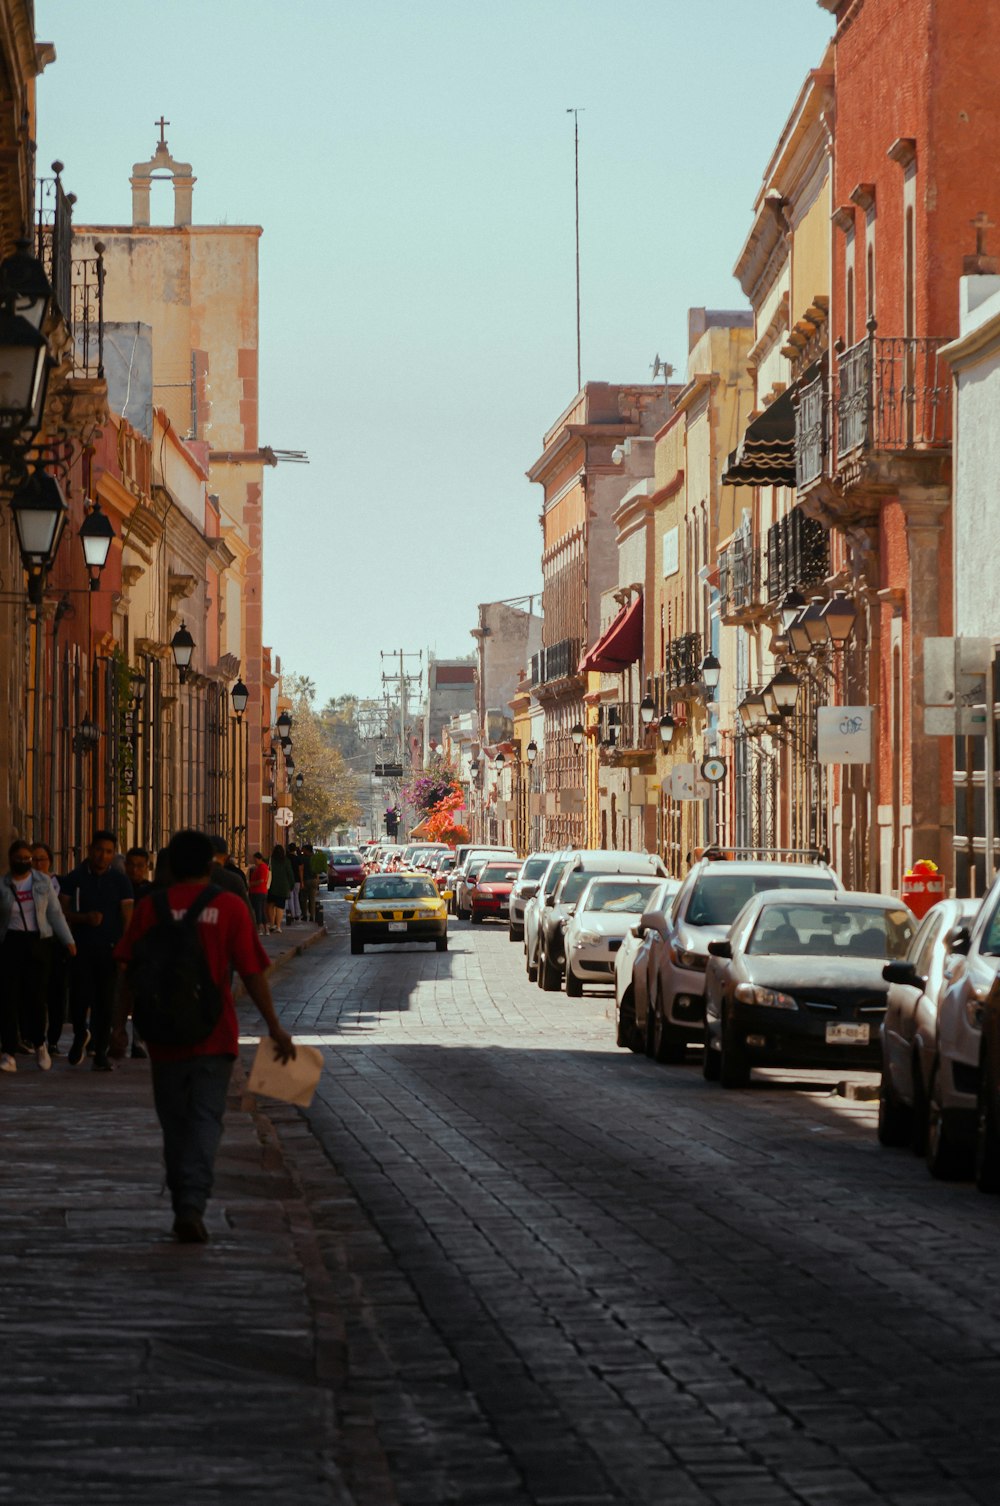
[469,863,521,924]
[326,848,366,889]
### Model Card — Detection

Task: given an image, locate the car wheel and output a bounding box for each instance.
[702,1029,721,1081]
[471,913,483,925]
[527,954,538,983]
[924,1060,973,1180]
[876,1063,913,1148]
[566,968,583,997]
[540,948,561,992]
[617,987,640,1051]
[350,933,364,955]
[910,1057,929,1155]
[509,924,523,942]
[435,936,448,952]
[719,1018,750,1089]
[652,1006,685,1064]
[975,1057,1000,1192]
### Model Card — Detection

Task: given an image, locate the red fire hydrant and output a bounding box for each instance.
[901,859,946,920]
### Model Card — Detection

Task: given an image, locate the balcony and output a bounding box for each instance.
[766,505,829,602]
[795,368,826,490]
[530,637,581,689]
[836,331,951,460]
[719,520,763,626]
[597,700,647,755]
[661,631,702,694]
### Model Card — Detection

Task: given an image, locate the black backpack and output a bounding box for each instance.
[129,886,224,1047]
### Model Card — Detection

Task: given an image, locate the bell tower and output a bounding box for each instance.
[130,117,196,227]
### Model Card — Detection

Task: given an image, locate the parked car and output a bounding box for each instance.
[470,861,522,924]
[349,871,448,954]
[537,851,668,992]
[430,852,457,896]
[326,848,366,889]
[703,889,914,1088]
[508,854,550,942]
[913,875,1000,1184]
[453,847,517,918]
[645,852,842,1062]
[613,879,680,1051]
[524,851,575,982]
[563,874,670,997]
[877,897,977,1163]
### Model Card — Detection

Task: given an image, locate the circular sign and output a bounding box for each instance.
[701,757,727,785]
[274,806,294,827]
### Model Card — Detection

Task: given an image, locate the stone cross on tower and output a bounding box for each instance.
[130,120,196,228]
[964,211,999,275]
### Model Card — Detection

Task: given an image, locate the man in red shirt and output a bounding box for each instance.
[116,828,295,1245]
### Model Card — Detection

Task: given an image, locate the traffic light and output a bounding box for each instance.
[384,808,399,837]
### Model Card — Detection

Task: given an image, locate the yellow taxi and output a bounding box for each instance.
[349,871,449,955]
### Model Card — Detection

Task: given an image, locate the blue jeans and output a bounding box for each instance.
[150,1055,234,1216]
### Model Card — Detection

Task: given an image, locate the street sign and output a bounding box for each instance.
[374,762,404,778]
[701,757,727,785]
[924,637,991,736]
[663,763,711,800]
[816,706,873,764]
[275,807,293,827]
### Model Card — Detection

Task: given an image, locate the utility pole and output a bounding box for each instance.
[380,649,423,837]
[567,106,584,393]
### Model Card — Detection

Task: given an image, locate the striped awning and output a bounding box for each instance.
[722,387,796,487]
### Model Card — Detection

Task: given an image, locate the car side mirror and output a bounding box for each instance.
[639,910,667,939]
[707,939,732,959]
[631,924,643,939]
[545,894,556,907]
[947,924,971,956]
[882,960,926,989]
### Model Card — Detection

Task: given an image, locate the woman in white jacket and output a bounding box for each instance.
[0,840,77,1072]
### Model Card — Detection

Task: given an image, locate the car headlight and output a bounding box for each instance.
[734,983,798,1010]
[671,944,707,971]
[574,930,603,946]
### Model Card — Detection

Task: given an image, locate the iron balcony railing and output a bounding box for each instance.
[719,523,761,622]
[795,368,826,489]
[662,631,702,693]
[836,328,952,457]
[597,701,645,751]
[37,165,105,380]
[530,636,581,688]
[766,505,829,602]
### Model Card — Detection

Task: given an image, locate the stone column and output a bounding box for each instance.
[901,489,951,878]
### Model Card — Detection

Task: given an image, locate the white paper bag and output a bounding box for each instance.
[246,1036,324,1107]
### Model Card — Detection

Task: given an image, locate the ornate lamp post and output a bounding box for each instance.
[79,499,115,590]
[10,470,68,605]
[230,677,249,721]
[170,621,195,683]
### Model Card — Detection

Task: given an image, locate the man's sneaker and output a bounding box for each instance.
[36,1043,51,1072]
[0,1053,16,1073]
[67,1032,90,1067]
[173,1209,209,1244]
[91,1054,114,1073]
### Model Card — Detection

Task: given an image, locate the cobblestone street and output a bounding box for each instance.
[266,903,1000,1506]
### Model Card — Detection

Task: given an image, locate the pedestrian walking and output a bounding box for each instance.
[125,847,154,903]
[265,843,292,934]
[0,841,77,1073]
[208,835,254,916]
[32,841,70,1055]
[114,828,295,1244]
[286,843,302,922]
[61,831,134,1071]
[301,843,320,922]
[248,851,269,935]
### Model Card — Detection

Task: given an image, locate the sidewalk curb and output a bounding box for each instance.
[233,922,330,1001]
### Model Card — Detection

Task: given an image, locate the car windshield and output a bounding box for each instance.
[745,903,914,959]
[686,871,836,927]
[520,858,550,881]
[581,879,663,914]
[331,852,362,865]
[480,867,519,884]
[363,877,437,901]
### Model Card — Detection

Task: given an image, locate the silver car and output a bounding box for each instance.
[613,879,680,1051]
[646,855,842,1062]
[878,897,977,1163]
[508,854,550,941]
[523,851,574,983]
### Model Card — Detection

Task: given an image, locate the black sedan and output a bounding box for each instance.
[703,889,915,1088]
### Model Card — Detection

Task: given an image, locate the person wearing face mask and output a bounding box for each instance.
[61,830,134,1071]
[0,841,77,1072]
[31,842,70,1056]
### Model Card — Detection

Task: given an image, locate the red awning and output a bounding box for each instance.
[579,594,643,674]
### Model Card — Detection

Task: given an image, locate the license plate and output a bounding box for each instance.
[388,922,407,932]
[826,1022,869,1045]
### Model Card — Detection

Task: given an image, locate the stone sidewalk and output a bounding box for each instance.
[0,922,355,1506]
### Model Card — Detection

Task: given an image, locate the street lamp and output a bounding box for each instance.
[469,759,480,778]
[820,589,858,647]
[0,239,51,331]
[230,677,249,721]
[739,690,768,734]
[130,669,146,706]
[526,739,538,765]
[285,754,295,773]
[570,722,585,749]
[779,589,807,632]
[802,596,829,649]
[170,621,195,683]
[786,608,812,657]
[79,499,115,590]
[276,709,293,739]
[700,652,722,691]
[72,714,100,754]
[494,751,506,772]
[769,665,801,715]
[761,682,781,723]
[294,771,304,790]
[10,469,67,604]
[279,736,293,754]
[658,712,675,747]
[639,683,656,726]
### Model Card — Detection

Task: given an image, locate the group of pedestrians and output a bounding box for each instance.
[0,828,316,1073]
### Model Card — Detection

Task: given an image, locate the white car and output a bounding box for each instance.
[614,879,680,1049]
[564,875,672,997]
[508,853,550,941]
[523,851,574,982]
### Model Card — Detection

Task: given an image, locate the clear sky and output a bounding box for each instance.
[36,0,832,706]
